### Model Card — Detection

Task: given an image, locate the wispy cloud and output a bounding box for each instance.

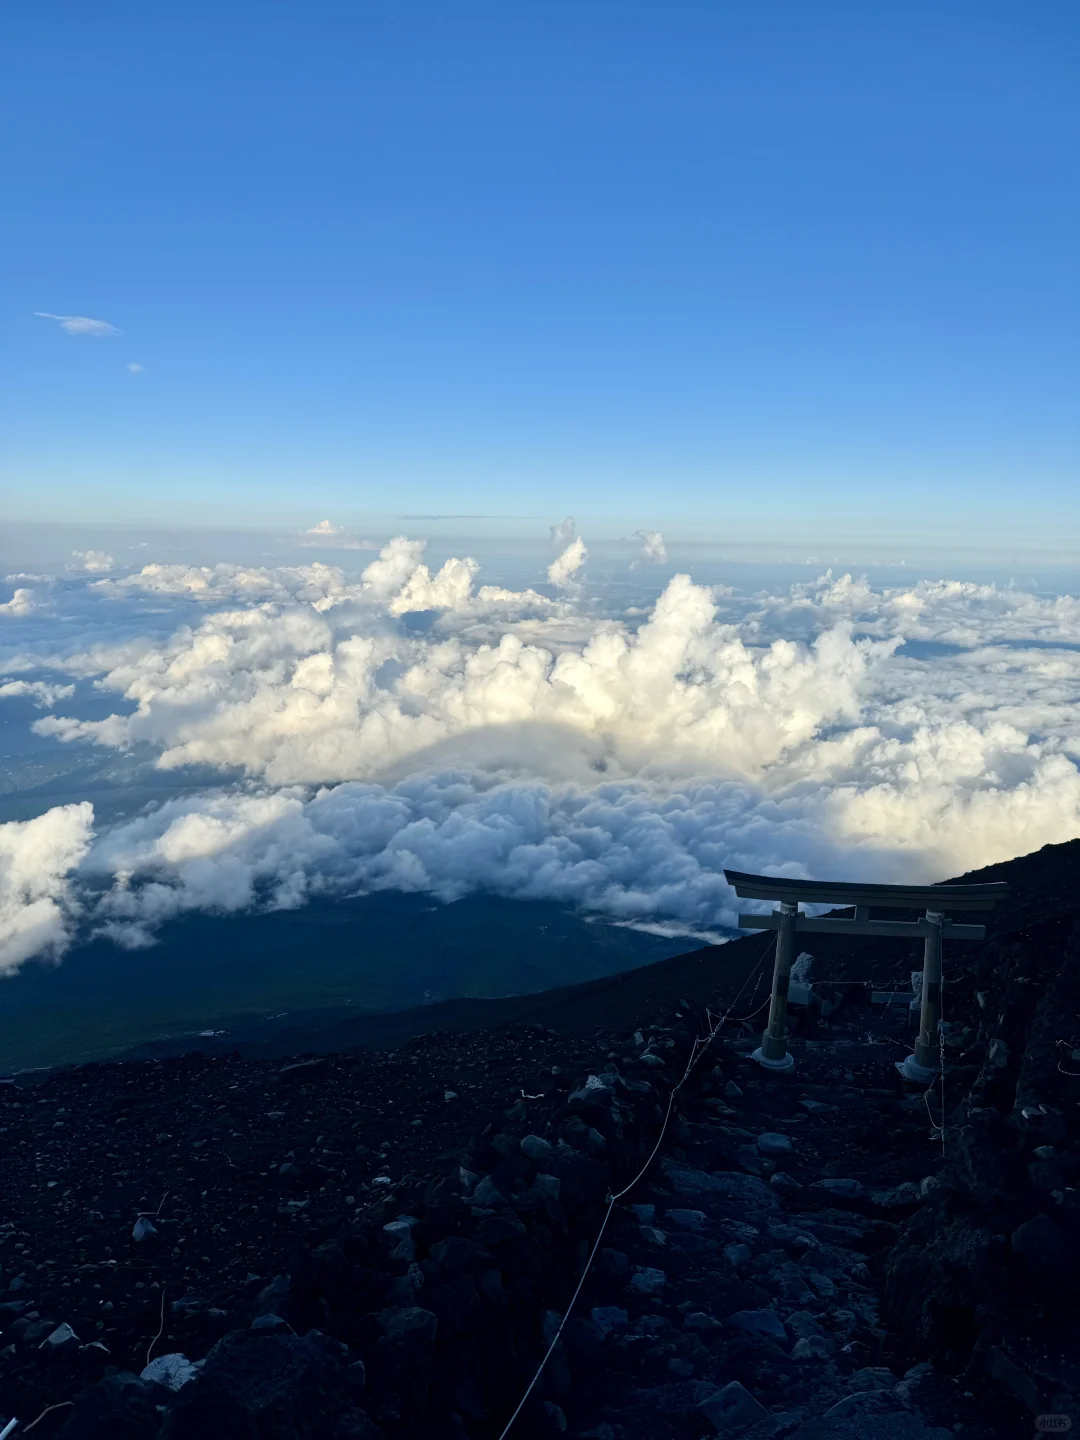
[297,520,379,551]
[127,362,144,373]
[35,312,120,337]
[398,514,536,521]
[550,516,577,548]
[0,679,76,709]
[631,530,668,566]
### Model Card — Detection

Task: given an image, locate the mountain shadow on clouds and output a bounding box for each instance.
[368,719,617,789]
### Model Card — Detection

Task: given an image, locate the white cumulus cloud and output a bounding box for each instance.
[632,530,668,566]
[0,804,95,975]
[70,550,115,573]
[548,537,588,590]
[298,520,379,551]
[0,588,39,618]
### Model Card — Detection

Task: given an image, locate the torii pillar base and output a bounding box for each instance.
[752,1045,795,1072]
[895,1054,939,1084]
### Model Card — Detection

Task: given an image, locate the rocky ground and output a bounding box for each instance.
[1,839,1078,1439]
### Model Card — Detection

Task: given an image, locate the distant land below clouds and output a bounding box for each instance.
[397,514,548,521]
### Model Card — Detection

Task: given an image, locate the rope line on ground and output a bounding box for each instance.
[146,1285,168,1368]
[496,935,776,1440]
[21,1403,74,1435]
[924,1025,948,1158]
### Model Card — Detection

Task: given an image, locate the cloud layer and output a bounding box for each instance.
[2,539,1080,969]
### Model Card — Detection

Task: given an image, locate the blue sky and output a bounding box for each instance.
[2,2,1077,546]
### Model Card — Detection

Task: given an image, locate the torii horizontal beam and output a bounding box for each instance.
[738,912,986,941]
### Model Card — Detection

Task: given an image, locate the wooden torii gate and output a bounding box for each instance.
[723,869,1010,1077]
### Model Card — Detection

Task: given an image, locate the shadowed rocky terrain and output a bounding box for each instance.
[1,840,1078,1439]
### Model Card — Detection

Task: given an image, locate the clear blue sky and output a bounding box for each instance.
[2,2,1077,546]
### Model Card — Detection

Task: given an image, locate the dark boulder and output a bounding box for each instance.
[162,1328,379,1439]
[55,1373,162,1440]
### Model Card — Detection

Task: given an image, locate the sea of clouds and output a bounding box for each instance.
[2,529,1079,977]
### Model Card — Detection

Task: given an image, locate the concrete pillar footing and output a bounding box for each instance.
[752,1047,795,1072]
[896,1054,939,1084]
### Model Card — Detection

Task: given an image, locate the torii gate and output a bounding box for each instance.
[723,870,1009,1078]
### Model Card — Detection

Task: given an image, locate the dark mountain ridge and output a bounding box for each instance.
[113,837,1080,1063]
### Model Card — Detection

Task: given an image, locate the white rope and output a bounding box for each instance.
[146,1285,168,1367]
[21,1403,74,1435]
[922,1017,949,1158]
[496,939,775,1439]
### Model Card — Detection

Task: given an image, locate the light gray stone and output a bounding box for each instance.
[472,1175,505,1207]
[812,1178,863,1198]
[667,1208,707,1232]
[590,1306,629,1336]
[662,1162,778,1210]
[39,1323,79,1355]
[792,1335,831,1359]
[807,1271,837,1298]
[700,1380,769,1433]
[824,1390,906,1418]
[793,1415,951,1440]
[846,1367,898,1392]
[728,1308,787,1342]
[141,1352,198,1389]
[520,1134,555,1162]
[629,1266,666,1295]
[771,1171,803,1194]
[757,1132,794,1157]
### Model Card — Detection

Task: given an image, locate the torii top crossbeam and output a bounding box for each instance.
[724,870,1009,912]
